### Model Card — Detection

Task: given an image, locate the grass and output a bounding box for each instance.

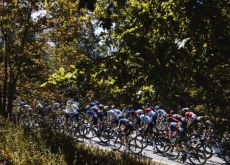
[0,122,66,165]
[0,117,166,165]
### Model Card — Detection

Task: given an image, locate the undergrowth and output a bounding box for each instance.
[0,119,165,165]
[0,122,66,165]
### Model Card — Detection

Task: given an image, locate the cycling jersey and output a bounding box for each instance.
[157,109,167,117]
[118,118,134,136]
[167,117,180,123]
[107,110,117,118]
[147,110,158,118]
[87,108,98,118]
[169,122,182,131]
[172,114,182,120]
[185,112,197,121]
[113,109,122,115]
[140,114,152,124]
[119,118,133,126]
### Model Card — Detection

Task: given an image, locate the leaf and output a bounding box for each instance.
[129,63,142,68]
[98,79,104,85]
[65,72,72,78]
[107,77,115,85]
[203,43,208,48]
[40,82,47,87]
[48,80,57,85]
[59,67,65,75]
[70,65,76,69]
[79,70,85,74]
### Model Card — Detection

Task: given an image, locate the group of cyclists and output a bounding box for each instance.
[86,100,212,139]
[17,98,213,141]
[15,98,229,164]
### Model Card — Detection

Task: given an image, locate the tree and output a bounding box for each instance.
[0,0,93,115]
[91,0,229,119]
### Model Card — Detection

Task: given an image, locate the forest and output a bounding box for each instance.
[0,0,229,164]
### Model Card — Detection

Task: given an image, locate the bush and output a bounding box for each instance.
[0,118,166,165]
[0,122,66,165]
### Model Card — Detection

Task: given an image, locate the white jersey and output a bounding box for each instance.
[140,114,152,124]
[113,109,122,115]
[157,109,167,117]
[147,111,158,118]
[107,110,117,117]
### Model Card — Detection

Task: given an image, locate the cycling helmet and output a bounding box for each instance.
[92,105,99,110]
[136,109,143,114]
[67,99,73,105]
[111,105,115,109]
[130,109,136,116]
[119,118,128,124]
[90,100,99,106]
[170,110,175,114]
[104,106,109,110]
[178,127,184,132]
[144,108,152,113]
[98,104,104,109]
[155,105,160,110]
[145,103,150,108]
[181,107,189,113]
[107,110,115,116]
[197,116,203,121]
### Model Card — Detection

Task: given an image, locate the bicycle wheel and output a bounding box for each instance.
[196,143,213,159]
[135,134,148,149]
[155,137,167,153]
[111,135,123,151]
[223,150,230,164]
[188,150,207,165]
[189,134,201,147]
[128,137,143,154]
[163,144,180,160]
[84,126,96,139]
[98,129,111,143]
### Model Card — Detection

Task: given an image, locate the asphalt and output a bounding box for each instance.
[75,136,227,165]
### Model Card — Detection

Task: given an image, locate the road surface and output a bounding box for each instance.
[75,136,226,165]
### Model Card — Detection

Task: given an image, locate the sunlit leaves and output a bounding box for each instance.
[59,67,65,75]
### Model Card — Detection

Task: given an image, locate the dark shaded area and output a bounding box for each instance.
[37,126,152,165]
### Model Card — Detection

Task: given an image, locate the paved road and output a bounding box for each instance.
[76,136,226,165]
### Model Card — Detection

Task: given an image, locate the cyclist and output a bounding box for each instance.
[36,100,44,118]
[86,105,99,125]
[63,99,75,126]
[107,108,124,125]
[140,114,154,135]
[172,113,183,121]
[157,106,167,121]
[116,118,134,145]
[168,121,184,140]
[97,104,107,121]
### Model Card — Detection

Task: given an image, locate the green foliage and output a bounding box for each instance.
[90,0,229,116]
[0,0,228,132]
[0,122,66,165]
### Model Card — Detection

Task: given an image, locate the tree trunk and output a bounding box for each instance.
[0,90,3,115]
[2,44,8,116]
[7,71,19,114]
